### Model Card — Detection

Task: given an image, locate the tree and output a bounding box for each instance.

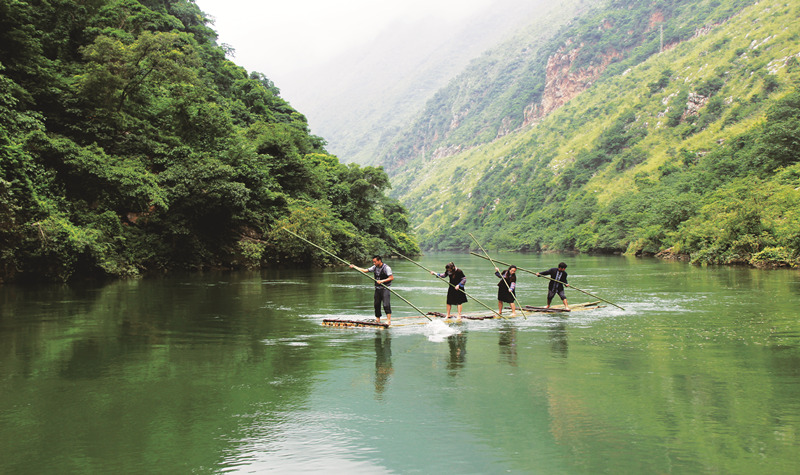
[756,91,800,172]
[75,30,200,113]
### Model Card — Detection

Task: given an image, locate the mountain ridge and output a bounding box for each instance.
[379,0,757,175]
[389,0,800,267]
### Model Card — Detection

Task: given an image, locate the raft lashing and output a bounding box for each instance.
[521,300,603,313]
[322,319,390,328]
[321,302,604,328]
[426,311,494,320]
[522,306,570,313]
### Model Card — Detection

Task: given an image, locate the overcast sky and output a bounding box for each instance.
[193,0,496,86]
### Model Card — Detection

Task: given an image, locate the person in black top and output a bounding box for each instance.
[431,262,467,319]
[351,255,394,325]
[495,265,517,316]
[536,262,570,311]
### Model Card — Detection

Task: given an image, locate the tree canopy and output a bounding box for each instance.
[0,0,418,283]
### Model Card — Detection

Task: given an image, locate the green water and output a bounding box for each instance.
[1,253,799,474]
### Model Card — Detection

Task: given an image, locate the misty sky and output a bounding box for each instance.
[193,0,496,86]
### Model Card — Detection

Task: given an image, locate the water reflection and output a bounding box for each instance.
[4,256,800,474]
[498,323,517,366]
[447,333,467,374]
[374,331,393,398]
[549,321,568,358]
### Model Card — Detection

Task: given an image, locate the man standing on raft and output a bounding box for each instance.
[536,262,570,311]
[351,255,394,325]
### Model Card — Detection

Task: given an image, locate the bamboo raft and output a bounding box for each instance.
[521,301,603,313]
[321,301,603,328]
[322,318,390,328]
[427,311,495,320]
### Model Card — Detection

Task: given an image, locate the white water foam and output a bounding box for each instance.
[423,319,460,343]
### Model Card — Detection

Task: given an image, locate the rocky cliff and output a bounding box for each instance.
[524,42,622,126]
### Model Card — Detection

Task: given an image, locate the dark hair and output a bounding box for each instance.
[373,255,383,262]
[558,262,567,269]
[504,265,517,282]
[445,262,455,273]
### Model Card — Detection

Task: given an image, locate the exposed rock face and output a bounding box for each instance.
[432,144,463,160]
[408,40,627,166]
[655,247,690,261]
[682,92,709,120]
[523,43,622,126]
[648,11,665,29]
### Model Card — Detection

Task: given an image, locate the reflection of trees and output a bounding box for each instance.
[0,271,331,473]
[374,331,393,397]
[498,323,518,366]
[447,333,467,373]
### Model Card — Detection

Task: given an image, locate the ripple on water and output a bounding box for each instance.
[221,409,390,474]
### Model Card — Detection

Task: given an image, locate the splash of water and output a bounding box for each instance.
[424,319,460,342]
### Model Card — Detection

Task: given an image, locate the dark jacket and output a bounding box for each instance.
[540,268,567,293]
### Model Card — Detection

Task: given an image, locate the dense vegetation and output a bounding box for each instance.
[392,0,800,267]
[0,0,417,283]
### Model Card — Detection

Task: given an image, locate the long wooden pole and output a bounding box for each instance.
[389,247,504,319]
[468,233,527,318]
[469,251,625,310]
[281,228,431,320]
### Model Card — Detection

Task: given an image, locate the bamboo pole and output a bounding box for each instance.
[467,233,527,319]
[469,252,625,310]
[281,228,431,320]
[389,247,504,319]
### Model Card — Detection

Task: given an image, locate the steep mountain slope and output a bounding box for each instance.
[285,0,591,166]
[392,0,800,267]
[381,0,757,174]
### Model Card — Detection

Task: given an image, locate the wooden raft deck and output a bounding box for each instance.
[321,302,603,328]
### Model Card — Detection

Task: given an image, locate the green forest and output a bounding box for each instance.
[391,0,800,268]
[3,0,798,283]
[0,0,418,283]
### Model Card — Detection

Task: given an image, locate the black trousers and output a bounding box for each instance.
[374,287,392,317]
[547,289,567,301]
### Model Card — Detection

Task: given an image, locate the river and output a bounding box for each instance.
[1,253,799,473]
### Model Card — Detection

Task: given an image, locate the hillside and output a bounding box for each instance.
[380,0,757,174]
[391,0,800,267]
[286,0,592,166]
[0,0,417,283]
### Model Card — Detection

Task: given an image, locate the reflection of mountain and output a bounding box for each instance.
[8,259,799,472]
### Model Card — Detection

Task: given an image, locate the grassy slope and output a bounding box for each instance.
[393,0,800,265]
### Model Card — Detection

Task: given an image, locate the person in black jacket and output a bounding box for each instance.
[536,262,570,311]
[495,265,517,316]
[431,262,467,318]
